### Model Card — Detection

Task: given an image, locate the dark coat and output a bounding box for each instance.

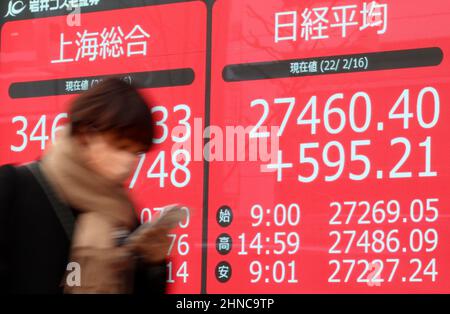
[0,164,166,294]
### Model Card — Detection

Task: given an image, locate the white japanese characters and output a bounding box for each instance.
[30,0,100,12]
[275,1,388,43]
[5,0,102,17]
[51,25,151,64]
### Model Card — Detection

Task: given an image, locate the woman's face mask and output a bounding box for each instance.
[82,134,143,183]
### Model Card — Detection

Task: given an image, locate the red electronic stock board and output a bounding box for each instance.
[1,0,449,293]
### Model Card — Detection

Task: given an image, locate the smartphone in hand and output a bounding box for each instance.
[118,204,189,263]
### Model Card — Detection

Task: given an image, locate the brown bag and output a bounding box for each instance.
[63,246,135,294]
[62,212,135,294]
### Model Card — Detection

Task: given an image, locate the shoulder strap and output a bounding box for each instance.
[20,162,75,240]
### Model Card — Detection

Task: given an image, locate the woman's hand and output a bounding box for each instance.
[126,225,171,264]
[126,204,187,263]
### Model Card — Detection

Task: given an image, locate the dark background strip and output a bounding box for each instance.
[223,47,443,82]
[9,68,195,99]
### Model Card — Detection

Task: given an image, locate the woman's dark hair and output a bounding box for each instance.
[68,77,154,152]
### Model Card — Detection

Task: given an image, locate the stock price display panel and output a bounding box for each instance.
[0,0,206,293]
[207,0,450,293]
[1,0,450,294]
